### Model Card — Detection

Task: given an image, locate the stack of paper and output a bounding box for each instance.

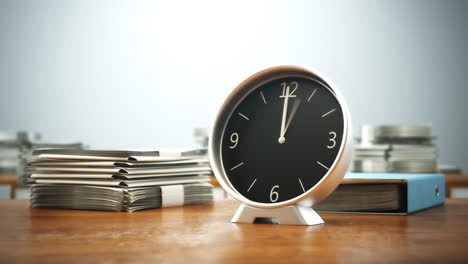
[0,131,40,174]
[353,125,438,173]
[17,142,84,185]
[193,127,209,148]
[28,149,213,211]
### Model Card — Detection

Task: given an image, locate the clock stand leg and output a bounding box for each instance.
[231,204,324,226]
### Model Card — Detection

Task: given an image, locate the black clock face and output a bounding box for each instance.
[221,77,344,204]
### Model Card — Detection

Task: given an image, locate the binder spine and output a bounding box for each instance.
[406,174,445,213]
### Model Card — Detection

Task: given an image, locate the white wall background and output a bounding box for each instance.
[1,0,467,170]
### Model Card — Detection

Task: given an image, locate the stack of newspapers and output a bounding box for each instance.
[193,127,209,148]
[353,125,438,173]
[18,142,84,185]
[0,131,39,174]
[27,149,214,211]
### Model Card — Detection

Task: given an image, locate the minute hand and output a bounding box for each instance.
[278,86,290,144]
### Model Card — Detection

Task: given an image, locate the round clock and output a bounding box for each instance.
[209,66,352,209]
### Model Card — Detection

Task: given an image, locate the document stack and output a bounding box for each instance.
[353,125,438,173]
[193,127,209,148]
[0,131,39,174]
[27,149,213,212]
[17,142,84,185]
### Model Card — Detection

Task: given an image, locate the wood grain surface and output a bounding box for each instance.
[0,199,467,264]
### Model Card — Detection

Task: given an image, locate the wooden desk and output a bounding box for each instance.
[0,199,466,264]
[0,173,21,198]
[445,173,468,197]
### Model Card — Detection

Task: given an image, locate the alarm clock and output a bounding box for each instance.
[209,66,352,225]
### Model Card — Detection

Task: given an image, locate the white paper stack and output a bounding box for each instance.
[28,149,214,211]
[0,131,38,174]
[193,127,209,148]
[353,125,438,173]
[17,142,84,185]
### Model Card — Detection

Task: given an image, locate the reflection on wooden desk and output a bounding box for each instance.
[0,199,467,263]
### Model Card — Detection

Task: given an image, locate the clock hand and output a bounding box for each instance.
[284,97,301,137]
[279,85,290,144]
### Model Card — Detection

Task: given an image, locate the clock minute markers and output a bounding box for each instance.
[307,88,317,102]
[317,161,330,170]
[298,178,306,192]
[247,178,257,192]
[322,108,336,118]
[238,113,250,120]
[260,91,267,104]
[230,162,244,171]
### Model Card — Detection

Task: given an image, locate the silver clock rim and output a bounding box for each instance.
[209,65,352,209]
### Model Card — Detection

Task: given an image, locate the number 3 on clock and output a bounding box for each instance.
[327,132,337,149]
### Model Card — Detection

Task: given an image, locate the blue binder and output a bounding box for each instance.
[342,173,446,214]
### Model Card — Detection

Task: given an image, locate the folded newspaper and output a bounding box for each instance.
[353,125,438,173]
[18,142,84,185]
[28,149,214,211]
